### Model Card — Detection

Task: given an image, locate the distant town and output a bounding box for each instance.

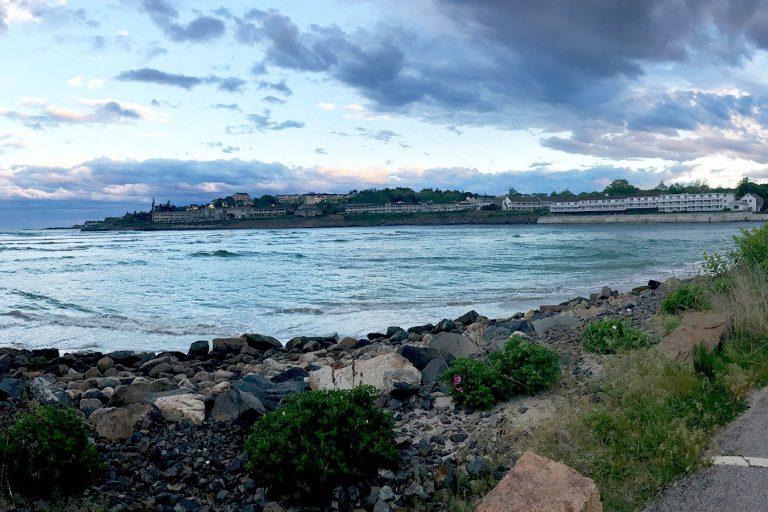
[83,178,767,229]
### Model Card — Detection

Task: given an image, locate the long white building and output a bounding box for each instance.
[548,192,744,214]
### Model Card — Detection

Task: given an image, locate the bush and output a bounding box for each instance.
[583,319,648,354]
[702,251,731,277]
[732,223,768,270]
[245,385,398,504]
[661,284,710,314]
[1,405,101,498]
[443,336,560,410]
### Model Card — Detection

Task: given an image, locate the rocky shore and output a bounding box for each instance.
[0,280,668,512]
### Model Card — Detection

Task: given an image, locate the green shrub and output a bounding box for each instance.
[702,251,731,277]
[732,223,768,270]
[490,336,561,394]
[583,319,648,354]
[245,385,398,504]
[661,285,710,314]
[443,336,560,410]
[1,405,101,498]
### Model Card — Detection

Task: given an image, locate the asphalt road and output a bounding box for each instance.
[650,386,768,511]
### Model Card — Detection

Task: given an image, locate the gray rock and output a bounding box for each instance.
[154,394,205,425]
[0,354,12,376]
[454,310,481,324]
[435,318,456,333]
[234,374,306,411]
[404,482,429,500]
[210,388,266,422]
[271,367,309,383]
[384,368,421,395]
[212,337,247,353]
[29,376,71,406]
[598,286,613,300]
[187,340,209,358]
[243,333,283,352]
[90,403,154,441]
[107,351,155,366]
[421,359,449,384]
[373,500,390,512]
[108,379,177,406]
[398,345,438,371]
[427,332,482,359]
[96,356,114,373]
[467,457,489,477]
[79,398,103,417]
[97,376,121,389]
[532,314,580,334]
[0,378,28,401]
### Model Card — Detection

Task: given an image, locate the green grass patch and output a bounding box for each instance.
[661,284,711,314]
[661,315,681,336]
[535,350,745,512]
[583,319,648,354]
[443,336,560,410]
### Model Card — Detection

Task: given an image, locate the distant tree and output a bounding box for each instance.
[508,187,522,196]
[603,179,639,196]
[655,181,669,191]
[480,203,500,210]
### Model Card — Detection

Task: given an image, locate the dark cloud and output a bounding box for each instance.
[355,127,401,144]
[215,77,247,93]
[212,103,242,112]
[1,101,147,129]
[262,96,285,105]
[256,79,293,96]
[226,110,305,133]
[117,68,202,89]
[141,0,225,43]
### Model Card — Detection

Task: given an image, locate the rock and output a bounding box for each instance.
[427,332,482,359]
[271,367,309,383]
[338,336,359,349]
[539,304,569,315]
[476,452,602,512]
[467,457,489,477]
[90,404,154,441]
[657,312,728,362]
[434,318,456,333]
[234,374,306,411]
[31,348,59,360]
[0,378,28,401]
[398,345,438,371]
[97,376,121,389]
[379,486,397,502]
[212,337,247,353]
[455,310,481,324]
[0,354,12,376]
[243,333,283,351]
[308,353,421,393]
[210,389,265,422]
[109,380,177,406]
[79,397,103,417]
[483,319,531,349]
[421,359,449,384]
[214,369,236,381]
[384,368,421,395]
[107,351,155,366]
[96,356,114,373]
[648,279,662,290]
[598,286,613,300]
[407,323,435,335]
[532,314,580,334]
[154,394,206,425]
[188,340,209,358]
[29,376,71,406]
[433,396,452,411]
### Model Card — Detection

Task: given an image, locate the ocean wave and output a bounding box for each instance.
[10,290,99,314]
[190,249,241,257]
[271,307,324,315]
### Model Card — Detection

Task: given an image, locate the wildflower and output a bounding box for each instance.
[452,375,462,386]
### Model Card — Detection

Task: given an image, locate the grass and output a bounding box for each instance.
[660,284,711,314]
[661,315,681,336]
[534,350,744,511]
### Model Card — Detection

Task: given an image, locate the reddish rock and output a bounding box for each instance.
[476,452,602,512]
[657,312,727,361]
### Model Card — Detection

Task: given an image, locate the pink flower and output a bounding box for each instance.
[452,375,462,386]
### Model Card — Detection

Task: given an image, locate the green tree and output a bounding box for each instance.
[603,179,639,196]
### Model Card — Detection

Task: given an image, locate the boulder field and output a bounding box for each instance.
[0,282,668,511]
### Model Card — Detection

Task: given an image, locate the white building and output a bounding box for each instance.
[549,193,744,214]
[732,192,764,212]
[501,196,550,211]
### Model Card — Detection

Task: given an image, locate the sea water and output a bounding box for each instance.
[0,223,754,353]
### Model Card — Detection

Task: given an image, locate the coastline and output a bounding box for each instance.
[78,210,768,232]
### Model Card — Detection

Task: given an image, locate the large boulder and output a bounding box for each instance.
[187,340,209,358]
[427,332,482,359]
[212,337,247,353]
[308,353,421,394]
[454,310,481,325]
[398,345,440,371]
[233,374,306,411]
[28,376,70,406]
[476,452,602,512]
[657,312,727,362]
[421,359,449,384]
[0,378,28,401]
[210,388,266,422]
[108,379,177,406]
[89,404,154,441]
[154,394,206,425]
[107,351,155,366]
[532,314,580,334]
[243,333,283,352]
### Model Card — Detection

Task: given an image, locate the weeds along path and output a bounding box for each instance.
[650,385,768,512]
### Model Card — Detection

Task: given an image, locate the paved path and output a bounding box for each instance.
[650,386,768,511]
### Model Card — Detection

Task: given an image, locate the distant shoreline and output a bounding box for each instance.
[77,209,768,231]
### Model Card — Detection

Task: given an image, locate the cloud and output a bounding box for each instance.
[226,110,305,133]
[212,103,242,112]
[314,147,327,155]
[262,95,285,105]
[117,68,202,89]
[1,98,165,129]
[66,75,105,90]
[318,102,336,111]
[256,79,293,96]
[141,0,225,43]
[116,68,248,93]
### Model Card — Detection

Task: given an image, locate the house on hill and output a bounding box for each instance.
[295,204,322,217]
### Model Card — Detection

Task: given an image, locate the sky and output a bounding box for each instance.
[4,0,768,226]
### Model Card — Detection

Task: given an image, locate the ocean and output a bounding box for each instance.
[0,223,754,353]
